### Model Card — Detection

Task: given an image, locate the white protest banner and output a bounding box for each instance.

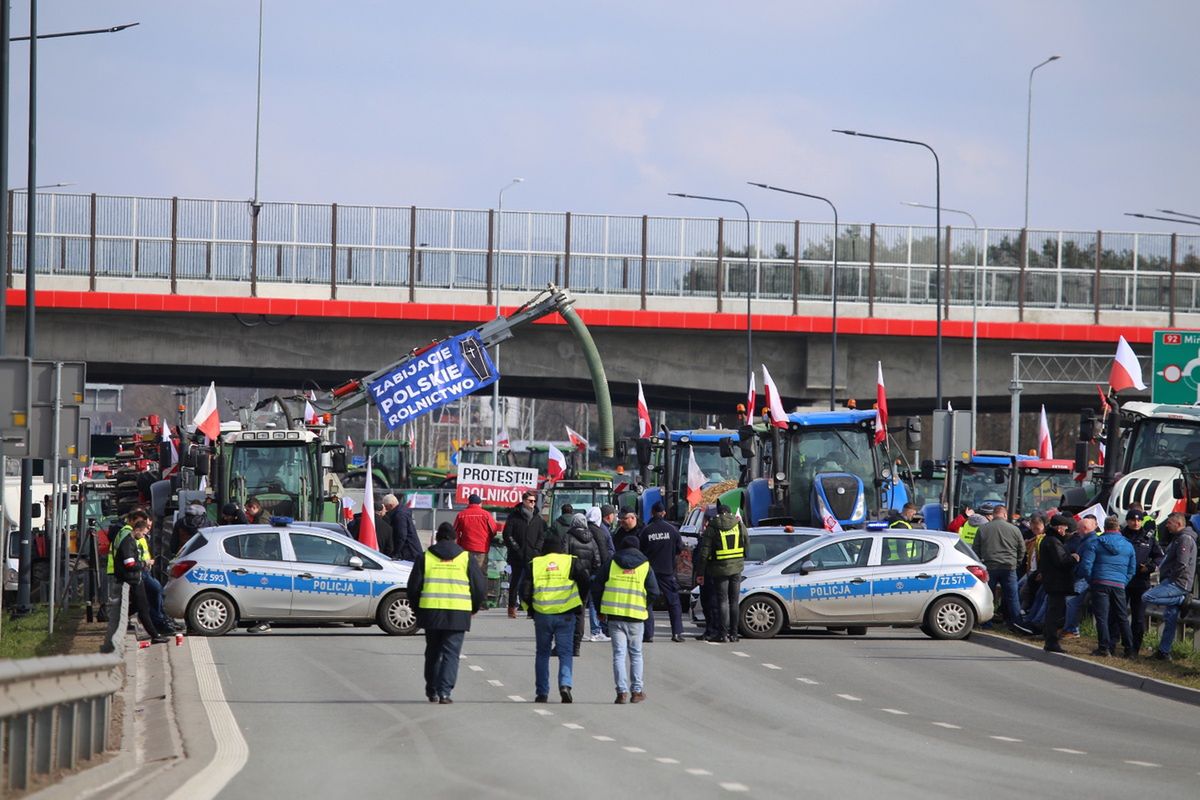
[455,463,539,505]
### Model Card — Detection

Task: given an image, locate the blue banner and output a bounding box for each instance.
[368,332,498,430]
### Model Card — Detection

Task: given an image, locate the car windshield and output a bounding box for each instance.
[1018,470,1077,514]
[787,428,878,524]
[1127,420,1200,471]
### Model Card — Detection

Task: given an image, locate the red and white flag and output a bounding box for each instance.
[341,496,354,522]
[1037,405,1054,459]
[636,380,652,438]
[1109,335,1146,392]
[304,391,321,425]
[358,458,379,550]
[746,373,757,421]
[193,382,221,440]
[161,417,179,467]
[345,434,355,452]
[1098,440,1106,467]
[686,445,706,509]
[821,513,844,533]
[546,443,567,482]
[565,425,588,451]
[875,361,889,446]
[497,427,511,449]
[762,365,788,429]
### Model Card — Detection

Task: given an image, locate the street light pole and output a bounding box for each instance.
[1125,212,1200,228]
[834,129,942,409]
[669,193,754,395]
[749,182,838,410]
[1024,55,1061,231]
[491,177,523,461]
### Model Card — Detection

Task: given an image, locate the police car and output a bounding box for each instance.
[707,527,993,640]
[690,526,824,623]
[163,520,417,636]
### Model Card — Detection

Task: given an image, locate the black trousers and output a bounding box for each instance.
[423,629,465,699]
[647,573,682,640]
[712,574,742,638]
[1125,582,1150,651]
[1044,592,1067,648]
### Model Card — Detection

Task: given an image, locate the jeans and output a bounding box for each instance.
[609,618,644,694]
[534,611,576,696]
[142,572,171,630]
[1142,582,1189,655]
[1064,578,1089,633]
[988,567,1025,626]
[647,573,682,640]
[711,574,742,638]
[587,598,605,637]
[1091,584,1131,653]
[423,629,465,699]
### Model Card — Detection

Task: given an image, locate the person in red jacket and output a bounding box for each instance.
[454,494,498,571]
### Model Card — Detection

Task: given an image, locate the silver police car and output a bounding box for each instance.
[729,528,993,640]
[163,521,417,636]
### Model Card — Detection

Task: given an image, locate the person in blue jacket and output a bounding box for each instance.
[1077,515,1137,657]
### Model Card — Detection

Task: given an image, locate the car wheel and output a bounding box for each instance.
[186,591,237,636]
[924,596,975,640]
[740,595,785,639]
[377,591,417,635]
[846,626,867,636]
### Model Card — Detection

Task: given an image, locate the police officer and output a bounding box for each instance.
[638,502,684,642]
[407,522,487,703]
[519,534,589,703]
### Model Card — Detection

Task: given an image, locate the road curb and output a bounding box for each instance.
[970,631,1200,707]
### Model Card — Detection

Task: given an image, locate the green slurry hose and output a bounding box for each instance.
[560,304,614,458]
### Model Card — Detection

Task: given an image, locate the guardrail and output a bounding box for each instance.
[0,587,128,793]
[3,192,1198,321]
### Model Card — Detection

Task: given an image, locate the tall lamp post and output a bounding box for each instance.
[749,182,839,410]
[491,177,523,461]
[904,201,978,447]
[1125,212,1200,228]
[834,129,942,409]
[669,192,754,395]
[1024,55,1061,230]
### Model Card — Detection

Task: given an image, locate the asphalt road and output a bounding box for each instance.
[206,612,1198,798]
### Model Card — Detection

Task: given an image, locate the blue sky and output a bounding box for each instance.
[6,1,1198,233]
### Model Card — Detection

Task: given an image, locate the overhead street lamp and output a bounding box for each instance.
[1125,212,1200,228]
[491,177,523,461]
[834,128,943,409]
[669,192,754,397]
[904,201,979,448]
[749,182,839,410]
[1156,209,1200,222]
[1024,55,1061,231]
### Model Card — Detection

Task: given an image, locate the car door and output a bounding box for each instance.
[219,532,294,618]
[287,532,375,618]
[785,537,874,623]
[869,536,942,622]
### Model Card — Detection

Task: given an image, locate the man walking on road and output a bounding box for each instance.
[593,534,660,704]
[1079,515,1137,657]
[696,503,747,643]
[974,504,1032,634]
[453,493,497,572]
[1142,512,1200,661]
[519,534,589,703]
[639,502,684,642]
[503,490,546,619]
[1040,515,1080,653]
[407,523,487,704]
[384,494,423,562]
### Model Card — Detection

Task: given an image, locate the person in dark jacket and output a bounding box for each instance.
[638,502,684,642]
[1039,515,1081,653]
[552,504,576,538]
[384,493,422,562]
[172,503,214,554]
[218,502,248,525]
[407,523,487,703]
[585,507,613,640]
[1119,509,1165,654]
[592,534,661,704]
[1142,512,1200,661]
[350,500,394,556]
[1079,515,1137,657]
[104,517,170,651]
[696,504,748,643]
[502,490,546,618]
[564,512,601,655]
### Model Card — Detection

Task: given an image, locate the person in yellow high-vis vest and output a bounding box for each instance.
[696,503,748,642]
[591,533,660,704]
[519,534,590,703]
[407,523,487,704]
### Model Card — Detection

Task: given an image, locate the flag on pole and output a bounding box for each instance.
[1109,335,1146,392]
[565,425,588,450]
[1098,441,1106,467]
[161,417,179,467]
[636,380,652,438]
[341,496,354,522]
[762,365,788,430]
[193,382,221,440]
[346,434,355,452]
[746,373,757,421]
[358,458,379,550]
[686,445,706,509]
[497,427,511,449]
[304,393,320,425]
[821,513,844,532]
[547,443,567,481]
[875,362,889,446]
[1037,405,1054,459]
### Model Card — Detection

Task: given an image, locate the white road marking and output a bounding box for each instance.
[1124,760,1159,768]
[931,722,962,730]
[879,708,909,715]
[165,637,249,800]
[990,736,1022,743]
[836,694,862,702]
[761,663,782,670]
[563,723,584,730]
[507,695,526,702]
[655,757,680,764]
[1053,748,1087,755]
[719,783,750,793]
[487,679,504,687]
[796,677,820,685]
[533,709,554,716]
[623,746,646,753]
[593,735,615,742]
[686,768,713,776]
[731,651,750,657]
[468,664,485,672]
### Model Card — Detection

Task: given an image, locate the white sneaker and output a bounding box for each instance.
[592,633,610,642]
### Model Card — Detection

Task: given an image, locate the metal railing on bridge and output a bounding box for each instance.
[3,191,1197,322]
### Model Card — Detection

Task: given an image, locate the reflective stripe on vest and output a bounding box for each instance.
[959,523,978,547]
[106,526,132,575]
[714,524,744,560]
[599,560,650,620]
[889,519,913,529]
[530,553,582,614]
[419,551,473,612]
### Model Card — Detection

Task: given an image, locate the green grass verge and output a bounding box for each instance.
[0,604,84,660]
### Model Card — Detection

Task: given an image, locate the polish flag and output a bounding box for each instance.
[746,373,757,421]
[875,362,889,446]
[686,445,706,509]
[1098,440,1106,467]
[345,434,355,452]
[565,425,588,450]
[821,513,844,532]
[161,417,179,467]
[761,365,788,429]
[1037,405,1054,459]
[304,392,321,425]
[497,427,511,449]
[636,380,652,439]
[546,443,567,482]
[1109,335,1146,392]
[358,458,379,550]
[341,496,354,522]
[193,382,221,441]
